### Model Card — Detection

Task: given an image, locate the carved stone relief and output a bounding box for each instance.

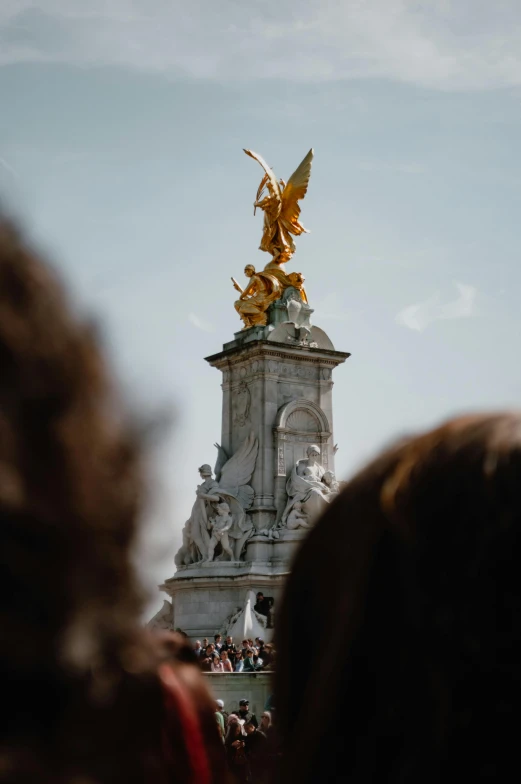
[276,363,316,380]
[233,381,251,426]
[286,409,319,433]
[277,446,285,476]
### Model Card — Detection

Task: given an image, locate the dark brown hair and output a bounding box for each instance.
[276,413,521,783]
[0,219,226,783]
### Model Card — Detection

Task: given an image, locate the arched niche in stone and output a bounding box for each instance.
[273,398,332,518]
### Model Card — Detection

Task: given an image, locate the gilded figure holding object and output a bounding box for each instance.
[233,264,309,330]
[244,147,314,267]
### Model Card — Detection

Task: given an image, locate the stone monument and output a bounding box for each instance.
[160,148,350,640]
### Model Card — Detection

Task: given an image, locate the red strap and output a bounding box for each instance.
[159,663,212,784]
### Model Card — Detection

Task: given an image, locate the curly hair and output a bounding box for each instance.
[0,218,226,783]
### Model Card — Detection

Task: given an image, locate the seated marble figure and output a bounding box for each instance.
[286,501,311,530]
[281,444,332,526]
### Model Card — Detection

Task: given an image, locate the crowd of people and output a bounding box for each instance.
[2,215,521,783]
[212,698,278,784]
[195,635,276,673]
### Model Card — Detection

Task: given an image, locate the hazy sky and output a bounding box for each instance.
[1,1,521,612]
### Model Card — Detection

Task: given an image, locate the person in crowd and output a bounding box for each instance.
[216,698,228,726]
[225,717,249,783]
[211,654,225,673]
[240,639,249,658]
[220,650,233,672]
[259,710,279,782]
[276,412,521,783]
[214,633,223,652]
[259,642,271,667]
[0,218,227,783]
[252,652,263,670]
[194,639,202,656]
[201,637,209,654]
[234,651,245,672]
[259,711,274,738]
[254,593,274,627]
[232,699,258,728]
[215,699,225,741]
[222,635,238,665]
[244,720,268,783]
[243,649,257,672]
[259,711,272,737]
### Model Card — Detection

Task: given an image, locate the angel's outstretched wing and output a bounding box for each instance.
[219,432,259,494]
[214,443,228,483]
[280,148,313,230]
[244,149,282,215]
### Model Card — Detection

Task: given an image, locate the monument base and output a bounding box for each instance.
[161,532,311,640]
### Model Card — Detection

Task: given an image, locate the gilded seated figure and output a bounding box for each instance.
[232,264,308,330]
[233,264,281,329]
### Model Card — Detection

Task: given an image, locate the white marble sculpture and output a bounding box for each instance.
[206,502,234,562]
[322,470,340,497]
[280,444,335,527]
[147,599,173,631]
[286,501,311,530]
[175,433,259,566]
[226,590,267,641]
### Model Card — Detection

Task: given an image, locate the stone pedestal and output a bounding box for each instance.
[206,324,349,530]
[161,566,285,640]
[160,301,349,640]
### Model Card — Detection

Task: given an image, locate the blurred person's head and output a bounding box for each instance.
[260,711,271,732]
[238,699,249,714]
[276,413,521,783]
[227,721,242,740]
[0,218,226,783]
[244,721,255,735]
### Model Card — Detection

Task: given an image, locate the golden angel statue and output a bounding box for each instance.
[243,148,313,267]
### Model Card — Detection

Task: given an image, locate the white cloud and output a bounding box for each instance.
[188,312,215,333]
[1,1,521,90]
[396,282,476,332]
